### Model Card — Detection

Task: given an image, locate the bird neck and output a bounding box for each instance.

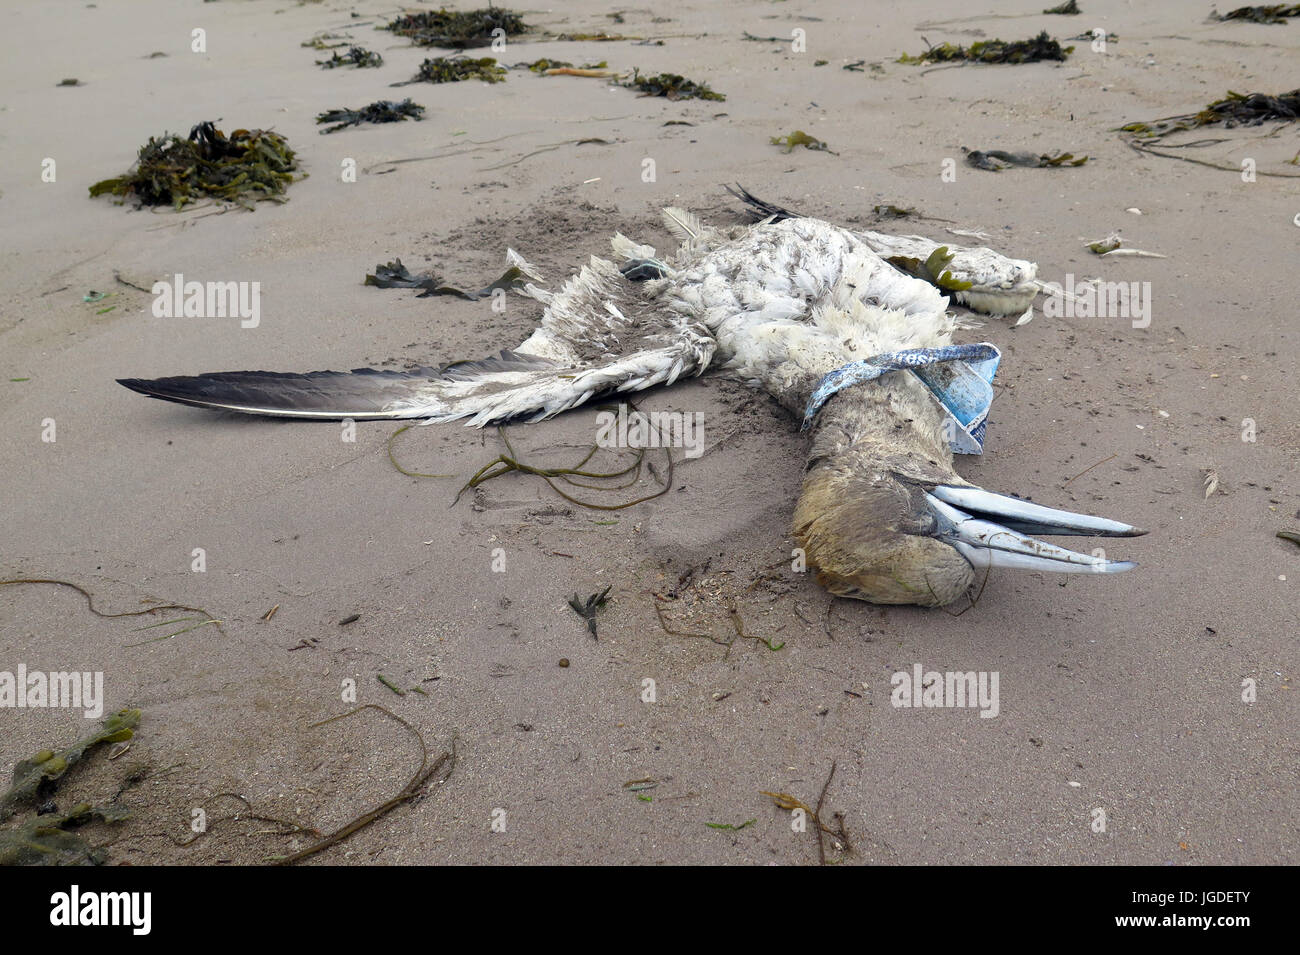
[805,370,956,481]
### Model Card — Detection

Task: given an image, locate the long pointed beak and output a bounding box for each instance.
[925,488,1145,575]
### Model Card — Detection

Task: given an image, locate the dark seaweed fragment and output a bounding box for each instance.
[365,259,527,300]
[385,7,528,48]
[1212,4,1300,23]
[1120,89,1300,139]
[394,56,506,85]
[899,30,1073,64]
[317,99,425,133]
[623,68,725,101]
[317,46,383,69]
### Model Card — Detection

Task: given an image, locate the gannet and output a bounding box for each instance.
[119,205,1144,606]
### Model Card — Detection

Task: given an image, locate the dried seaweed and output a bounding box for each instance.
[966,148,1087,170]
[317,99,425,133]
[899,31,1073,64]
[271,706,455,865]
[317,46,383,69]
[1121,89,1300,140]
[449,409,674,511]
[364,258,526,299]
[394,56,506,85]
[1212,4,1300,23]
[89,122,299,210]
[770,130,835,154]
[1119,89,1300,176]
[1044,0,1080,12]
[385,7,528,47]
[623,68,725,101]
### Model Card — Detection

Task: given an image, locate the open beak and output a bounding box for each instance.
[925,486,1146,575]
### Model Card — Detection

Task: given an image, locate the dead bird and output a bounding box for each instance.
[724,185,1042,318]
[118,206,1143,606]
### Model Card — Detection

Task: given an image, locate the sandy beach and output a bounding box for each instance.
[1,0,1296,865]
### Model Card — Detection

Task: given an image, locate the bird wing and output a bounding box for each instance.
[119,253,717,425]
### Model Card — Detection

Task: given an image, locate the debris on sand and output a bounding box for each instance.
[0,709,141,865]
[1,710,140,824]
[89,122,299,210]
[899,30,1073,64]
[364,258,527,299]
[317,99,425,133]
[1120,89,1300,176]
[567,586,612,639]
[1044,0,1081,13]
[1121,89,1300,140]
[1084,234,1167,258]
[384,7,528,47]
[394,56,506,85]
[1212,4,1300,23]
[0,802,132,866]
[270,705,456,865]
[515,57,573,72]
[316,46,383,69]
[965,148,1088,170]
[623,68,725,100]
[770,130,835,154]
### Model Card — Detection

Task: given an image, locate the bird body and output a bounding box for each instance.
[119,199,1144,606]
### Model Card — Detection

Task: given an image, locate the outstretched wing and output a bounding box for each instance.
[119,253,717,425]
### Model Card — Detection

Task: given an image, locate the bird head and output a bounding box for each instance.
[793,377,1144,607]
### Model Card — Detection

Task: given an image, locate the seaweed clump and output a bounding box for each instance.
[396,56,507,85]
[1121,89,1300,139]
[317,46,383,69]
[89,122,299,210]
[385,7,528,47]
[317,99,425,133]
[623,68,725,101]
[365,258,528,300]
[1044,0,1081,12]
[770,130,836,154]
[1212,4,1300,23]
[899,31,1073,64]
[0,709,141,865]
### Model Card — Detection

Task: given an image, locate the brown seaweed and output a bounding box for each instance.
[899,30,1073,64]
[1121,89,1300,140]
[394,56,506,85]
[317,99,425,133]
[89,122,298,210]
[623,68,725,101]
[317,46,383,69]
[385,7,528,47]
[364,258,526,300]
[1212,4,1300,23]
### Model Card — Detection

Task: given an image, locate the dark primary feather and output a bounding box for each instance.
[724,183,802,223]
